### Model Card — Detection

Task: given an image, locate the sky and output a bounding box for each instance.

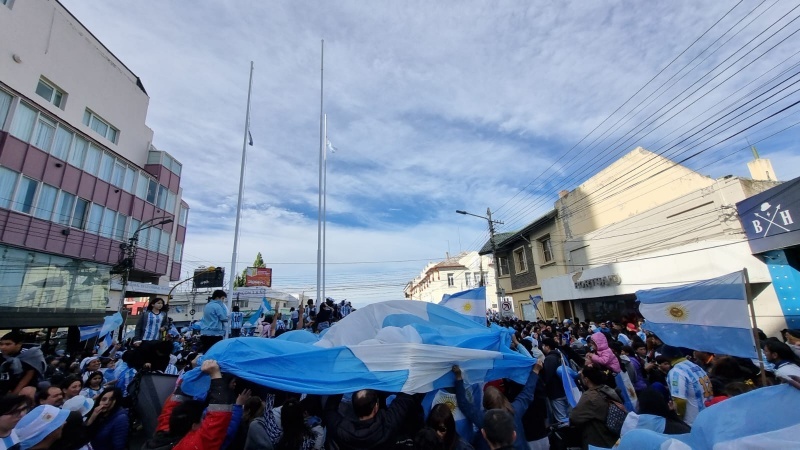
[59,1,800,308]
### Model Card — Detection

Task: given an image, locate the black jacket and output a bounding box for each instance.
[323,393,415,450]
[542,351,567,400]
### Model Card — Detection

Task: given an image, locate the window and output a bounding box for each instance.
[68,136,88,168]
[51,126,73,160]
[84,144,101,176]
[156,185,167,209]
[101,208,116,238]
[540,236,554,263]
[474,273,481,285]
[123,166,135,192]
[98,152,114,182]
[178,205,188,227]
[72,198,89,229]
[136,172,149,199]
[0,90,12,129]
[497,256,510,276]
[166,191,177,213]
[87,204,103,234]
[33,115,56,151]
[0,167,18,209]
[137,227,149,250]
[12,177,38,214]
[129,218,141,238]
[149,228,161,252]
[465,272,473,287]
[159,229,170,253]
[146,179,157,204]
[447,273,454,287]
[82,109,118,144]
[173,242,183,262]
[9,102,37,142]
[112,160,126,187]
[34,184,58,220]
[35,78,66,109]
[55,192,75,226]
[513,247,528,274]
[113,214,127,241]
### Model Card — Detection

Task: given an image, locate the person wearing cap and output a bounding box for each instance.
[14,404,70,450]
[79,357,101,383]
[661,345,711,426]
[200,290,229,353]
[0,394,28,449]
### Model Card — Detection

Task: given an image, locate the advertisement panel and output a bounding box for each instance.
[245,267,272,287]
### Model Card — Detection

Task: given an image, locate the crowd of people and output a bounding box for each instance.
[0,290,799,450]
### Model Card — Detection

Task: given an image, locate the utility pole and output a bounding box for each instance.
[455,208,505,312]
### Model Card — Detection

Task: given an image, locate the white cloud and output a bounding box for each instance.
[58,0,800,307]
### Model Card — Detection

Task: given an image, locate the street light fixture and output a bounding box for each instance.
[455,208,505,313]
[118,216,174,313]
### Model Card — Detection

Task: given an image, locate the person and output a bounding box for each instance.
[569,365,623,450]
[144,359,234,450]
[274,397,316,450]
[86,388,128,450]
[634,387,691,435]
[323,388,417,449]
[584,332,621,374]
[60,376,83,402]
[0,332,45,397]
[0,394,28,450]
[36,385,64,407]
[480,409,516,450]
[230,306,244,338]
[784,329,800,358]
[134,297,168,345]
[661,345,711,426]
[200,290,229,352]
[540,338,570,424]
[289,307,299,330]
[646,355,671,386]
[762,340,800,382]
[79,356,102,383]
[453,359,543,450]
[425,403,473,450]
[14,405,70,450]
[621,345,647,393]
[314,300,333,333]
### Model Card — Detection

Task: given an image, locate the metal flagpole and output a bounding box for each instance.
[227,61,254,336]
[316,40,324,312]
[743,267,768,386]
[322,114,327,305]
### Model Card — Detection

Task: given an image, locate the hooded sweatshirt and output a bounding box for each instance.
[589,332,621,373]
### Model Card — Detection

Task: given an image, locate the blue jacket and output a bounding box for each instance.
[91,407,129,450]
[456,371,540,450]
[201,300,229,336]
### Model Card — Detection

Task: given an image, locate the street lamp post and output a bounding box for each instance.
[456,208,504,311]
[118,216,174,313]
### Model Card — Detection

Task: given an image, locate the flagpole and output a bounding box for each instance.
[315,40,324,312]
[227,61,254,336]
[743,267,768,386]
[322,114,328,305]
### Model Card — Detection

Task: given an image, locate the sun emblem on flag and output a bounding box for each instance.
[666,304,688,321]
[443,399,457,413]
[462,302,473,313]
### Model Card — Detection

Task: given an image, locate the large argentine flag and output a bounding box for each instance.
[635,271,757,359]
[180,300,534,397]
[78,312,123,342]
[610,383,799,449]
[440,286,487,325]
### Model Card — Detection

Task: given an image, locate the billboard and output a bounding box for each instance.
[245,267,272,287]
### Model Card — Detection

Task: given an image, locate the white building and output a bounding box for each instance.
[404,251,495,306]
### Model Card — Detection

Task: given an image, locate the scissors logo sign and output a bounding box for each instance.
[751,202,794,237]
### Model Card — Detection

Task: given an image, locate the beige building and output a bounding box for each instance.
[541,147,787,335]
[404,251,495,305]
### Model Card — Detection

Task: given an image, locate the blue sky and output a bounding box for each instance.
[60,1,800,307]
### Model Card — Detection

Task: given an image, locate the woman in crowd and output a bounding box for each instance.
[60,376,83,402]
[86,388,128,450]
[423,403,474,450]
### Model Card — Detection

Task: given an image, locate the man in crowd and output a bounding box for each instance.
[323,388,417,449]
[662,345,712,425]
[540,338,570,424]
[482,409,517,450]
[570,365,623,449]
[0,331,45,397]
[229,305,244,338]
[763,340,800,382]
[200,290,229,352]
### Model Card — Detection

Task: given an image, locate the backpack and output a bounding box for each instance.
[601,391,628,436]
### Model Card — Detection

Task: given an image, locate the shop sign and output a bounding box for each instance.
[736,177,800,254]
[574,274,621,289]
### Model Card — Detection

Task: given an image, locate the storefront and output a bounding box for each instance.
[736,176,800,329]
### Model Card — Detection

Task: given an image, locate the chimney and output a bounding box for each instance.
[559,190,569,198]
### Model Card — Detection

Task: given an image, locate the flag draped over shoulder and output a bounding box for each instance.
[610,384,800,449]
[180,300,534,397]
[439,286,487,325]
[635,271,757,359]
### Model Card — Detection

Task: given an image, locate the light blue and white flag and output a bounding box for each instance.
[439,286,487,325]
[558,350,581,408]
[529,295,543,308]
[181,300,534,397]
[246,297,273,326]
[609,383,799,449]
[79,312,123,342]
[635,271,757,358]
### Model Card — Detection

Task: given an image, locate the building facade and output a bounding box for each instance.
[541,148,788,335]
[404,251,495,305]
[0,0,188,328]
[479,210,568,321]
